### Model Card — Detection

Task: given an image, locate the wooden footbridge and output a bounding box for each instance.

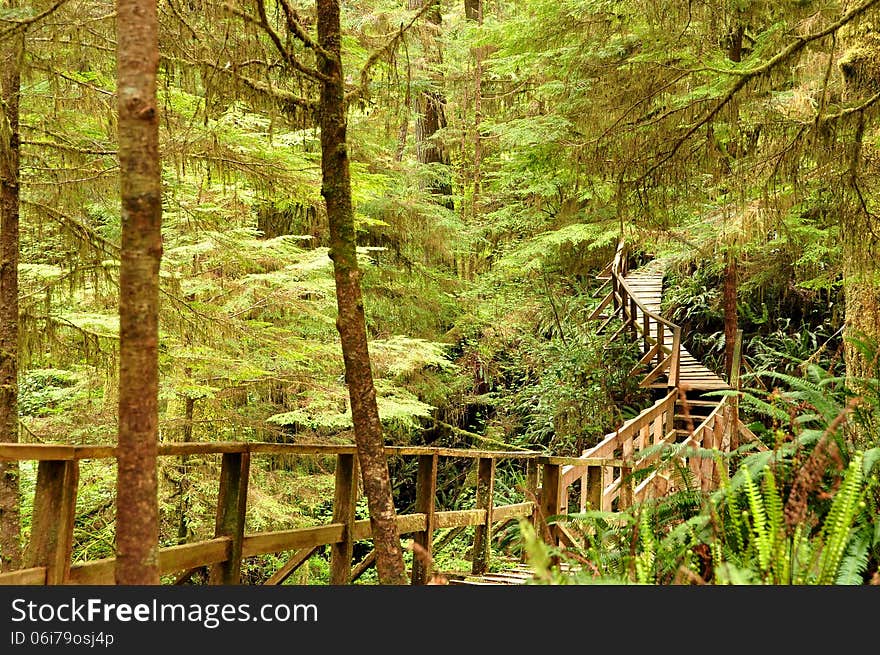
[0,242,759,586]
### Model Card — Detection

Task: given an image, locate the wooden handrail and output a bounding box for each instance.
[0,442,543,586]
[0,442,543,462]
[0,241,741,584]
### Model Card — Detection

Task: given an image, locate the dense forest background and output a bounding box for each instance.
[1,0,879,584]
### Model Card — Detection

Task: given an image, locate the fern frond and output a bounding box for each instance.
[743,466,771,574]
[634,508,657,584]
[817,452,864,584]
[835,526,871,585]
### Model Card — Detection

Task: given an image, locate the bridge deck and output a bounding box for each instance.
[624,269,728,392]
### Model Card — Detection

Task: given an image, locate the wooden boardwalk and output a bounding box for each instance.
[0,241,747,588]
[624,269,729,392]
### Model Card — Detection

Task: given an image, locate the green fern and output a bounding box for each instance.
[816,452,865,584]
[835,526,872,585]
[635,508,657,584]
[742,466,772,575]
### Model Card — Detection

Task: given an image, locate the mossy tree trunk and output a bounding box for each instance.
[466,0,483,225]
[317,0,408,585]
[0,0,22,572]
[839,37,880,446]
[409,0,452,204]
[115,0,162,584]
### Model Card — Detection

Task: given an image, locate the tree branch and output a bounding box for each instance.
[639,0,880,181]
[277,0,329,58]
[819,90,880,123]
[0,0,70,40]
[346,0,438,105]
[247,0,330,83]
[184,55,317,112]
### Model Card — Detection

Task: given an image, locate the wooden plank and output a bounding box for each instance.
[607,317,634,343]
[209,452,250,584]
[630,341,662,376]
[350,513,428,541]
[540,462,562,545]
[0,566,46,585]
[524,458,539,562]
[595,312,616,334]
[0,444,115,461]
[264,546,320,586]
[492,502,533,523]
[249,443,356,456]
[434,509,486,529]
[68,558,115,585]
[601,465,614,512]
[739,421,770,451]
[351,550,377,583]
[668,326,681,387]
[587,291,614,321]
[385,446,539,459]
[586,465,602,511]
[620,438,634,510]
[411,453,438,585]
[472,457,496,575]
[242,524,345,557]
[330,453,358,585]
[160,442,250,456]
[639,354,672,388]
[24,460,78,584]
[638,423,650,452]
[584,392,677,458]
[542,456,624,467]
[161,538,231,574]
[68,538,232,585]
[577,467,588,513]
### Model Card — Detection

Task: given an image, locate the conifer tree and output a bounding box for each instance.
[114,0,162,585]
[0,0,23,572]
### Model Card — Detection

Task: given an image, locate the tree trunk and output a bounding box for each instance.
[721,22,742,383]
[115,0,162,585]
[843,224,880,448]
[467,0,483,224]
[316,0,408,585]
[723,251,738,380]
[409,0,452,204]
[837,38,880,447]
[0,3,22,572]
[464,0,480,20]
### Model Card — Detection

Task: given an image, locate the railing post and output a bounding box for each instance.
[330,453,358,585]
[411,453,437,585]
[209,451,250,584]
[630,297,638,339]
[578,468,588,512]
[669,326,682,388]
[24,460,78,584]
[601,464,614,511]
[643,311,650,353]
[729,328,743,450]
[612,277,620,315]
[620,439,634,510]
[585,464,602,512]
[657,322,665,367]
[472,457,495,575]
[523,458,539,563]
[539,461,561,546]
[712,410,726,489]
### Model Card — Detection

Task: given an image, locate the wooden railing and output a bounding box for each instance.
[556,240,742,521]
[591,241,682,389]
[0,442,554,586]
[0,242,752,585]
[558,390,677,514]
